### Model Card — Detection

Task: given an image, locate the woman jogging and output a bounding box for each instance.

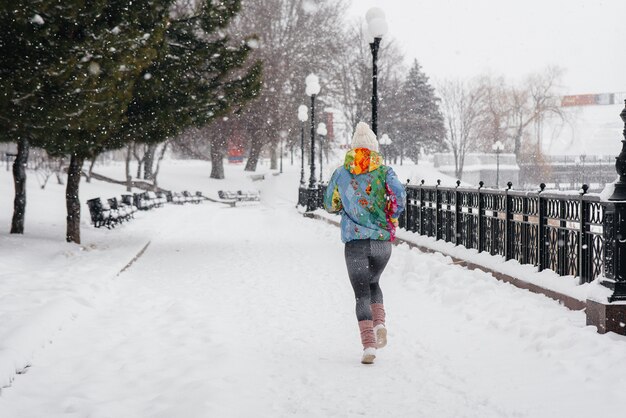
[323,122,406,364]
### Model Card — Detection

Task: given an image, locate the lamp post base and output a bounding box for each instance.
[306,186,319,212]
[608,181,626,201]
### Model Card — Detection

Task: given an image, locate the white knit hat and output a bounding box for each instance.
[351,122,379,152]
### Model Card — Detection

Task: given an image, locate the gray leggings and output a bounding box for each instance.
[344,240,392,321]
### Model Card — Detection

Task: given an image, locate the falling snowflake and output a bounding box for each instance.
[246,39,259,49]
[30,14,44,25]
[88,62,101,75]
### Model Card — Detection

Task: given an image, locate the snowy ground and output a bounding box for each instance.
[1,159,626,417]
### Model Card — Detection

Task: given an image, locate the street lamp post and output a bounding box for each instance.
[366,8,388,136]
[379,133,392,164]
[492,140,504,188]
[298,105,308,187]
[317,122,327,183]
[305,73,321,211]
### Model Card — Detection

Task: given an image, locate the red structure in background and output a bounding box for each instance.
[561,92,625,107]
[227,130,244,164]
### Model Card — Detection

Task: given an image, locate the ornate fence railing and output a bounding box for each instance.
[400,180,606,284]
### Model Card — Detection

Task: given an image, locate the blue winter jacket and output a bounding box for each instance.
[323,148,406,243]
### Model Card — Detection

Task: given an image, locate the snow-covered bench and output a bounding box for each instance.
[107,197,136,223]
[86,198,112,228]
[87,197,136,228]
[183,190,203,204]
[218,190,261,202]
[237,190,261,202]
[146,191,166,208]
[218,190,239,200]
[171,192,186,204]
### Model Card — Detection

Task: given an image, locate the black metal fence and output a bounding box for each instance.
[401,180,606,284]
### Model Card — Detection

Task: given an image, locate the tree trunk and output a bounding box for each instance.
[66,154,84,244]
[244,138,263,172]
[270,140,277,170]
[125,145,132,192]
[56,158,65,185]
[210,137,225,179]
[153,142,169,189]
[10,137,29,234]
[453,149,460,179]
[143,143,157,180]
[86,157,97,183]
[133,144,143,179]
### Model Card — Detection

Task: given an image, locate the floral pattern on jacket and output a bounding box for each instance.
[323,148,406,243]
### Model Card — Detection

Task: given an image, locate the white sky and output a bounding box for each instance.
[348,0,626,94]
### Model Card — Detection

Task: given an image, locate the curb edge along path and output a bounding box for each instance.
[0,240,151,394]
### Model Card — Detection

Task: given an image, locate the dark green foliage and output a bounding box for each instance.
[397,59,446,162]
[1,0,169,156]
[119,0,262,151]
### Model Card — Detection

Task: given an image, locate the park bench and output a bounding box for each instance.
[87,198,113,228]
[146,191,166,207]
[133,191,162,210]
[86,189,205,229]
[133,192,151,210]
[183,190,203,204]
[87,196,135,228]
[107,197,134,223]
[237,190,261,201]
[218,190,261,202]
[218,190,239,200]
[121,194,134,207]
[171,191,186,204]
[157,191,168,205]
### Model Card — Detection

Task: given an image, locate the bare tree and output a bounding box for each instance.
[472,74,511,152]
[226,0,350,172]
[438,78,486,179]
[508,66,566,158]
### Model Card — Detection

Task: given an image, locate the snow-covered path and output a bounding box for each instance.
[1,198,626,417]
